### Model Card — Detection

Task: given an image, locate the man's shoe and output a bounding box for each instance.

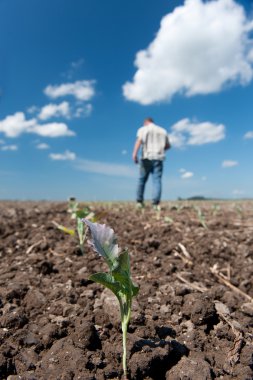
[153,204,161,211]
[136,202,144,209]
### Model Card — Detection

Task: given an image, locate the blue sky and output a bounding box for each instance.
[0,0,253,201]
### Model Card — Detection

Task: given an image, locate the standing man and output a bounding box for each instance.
[132,117,170,208]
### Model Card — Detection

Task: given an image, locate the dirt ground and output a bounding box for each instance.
[0,200,253,380]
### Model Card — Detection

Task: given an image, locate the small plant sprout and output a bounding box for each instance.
[194,205,208,229]
[171,203,183,213]
[164,216,173,224]
[234,203,243,216]
[83,219,139,379]
[153,204,161,220]
[67,197,79,219]
[212,203,221,216]
[53,200,97,254]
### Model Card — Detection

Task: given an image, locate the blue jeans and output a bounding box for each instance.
[136,159,163,205]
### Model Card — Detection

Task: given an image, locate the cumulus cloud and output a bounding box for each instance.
[31,102,92,121]
[38,101,70,120]
[0,112,37,137]
[123,0,253,104]
[44,80,95,102]
[222,160,238,168]
[243,131,253,139]
[0,112,75,138]
[32,122,75,137]
[181,171,194,179]
[36,143,50,150]
[170,118,225,148]
[49,150,76,161]
[0,144,18,151]
[74,158,136,177]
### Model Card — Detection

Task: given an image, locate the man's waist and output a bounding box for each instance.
[142,153,165,160]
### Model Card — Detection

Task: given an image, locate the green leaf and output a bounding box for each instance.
[77,217,85,244]
[131,281,139,296]
[89,272,121,297]
[76,208,90,219]
[112,252,130,293]
[118,251,130,274]
[112,251,139,297]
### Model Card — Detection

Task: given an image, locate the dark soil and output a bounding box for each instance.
[0,200,253,380]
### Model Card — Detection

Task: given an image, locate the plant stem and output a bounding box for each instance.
[120,297,132,379]
[122,317,128,378]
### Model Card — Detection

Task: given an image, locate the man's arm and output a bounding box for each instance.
[165,135,171,150]
[132,138,142,163]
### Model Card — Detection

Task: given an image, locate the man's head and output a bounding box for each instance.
[144,117,154,125]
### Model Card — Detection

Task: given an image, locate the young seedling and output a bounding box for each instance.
[153,204,161,220]
[171,203,183,213]
[67,197,79,219]
[212,203,221,216]
[83,219,139,379]
[164,216,174,224]
[194,205,208,229]
[53,200,96,254]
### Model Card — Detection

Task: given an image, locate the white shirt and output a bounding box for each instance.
[137,122,169,160]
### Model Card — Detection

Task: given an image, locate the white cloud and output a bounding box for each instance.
[30,101,92,121]
[36,143,50,150]
[44,80,95,102]
[243,131,253,139]
[123,0,253,104]
[170,118,225,147]
[121,149,127,155]
[222,160,238,168]
[38,101,70,120]
[0,144,18,151]
[32,122,75,137]
[0,112,75,138]
[201,176,207,181]
[49,150,76,161]
[0,112,37,137]
[181,171,194,179]
[0,139,5,144]
[74,158,136,177]
[74,103,93,118]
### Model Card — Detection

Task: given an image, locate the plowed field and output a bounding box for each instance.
[0,201,253,380]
